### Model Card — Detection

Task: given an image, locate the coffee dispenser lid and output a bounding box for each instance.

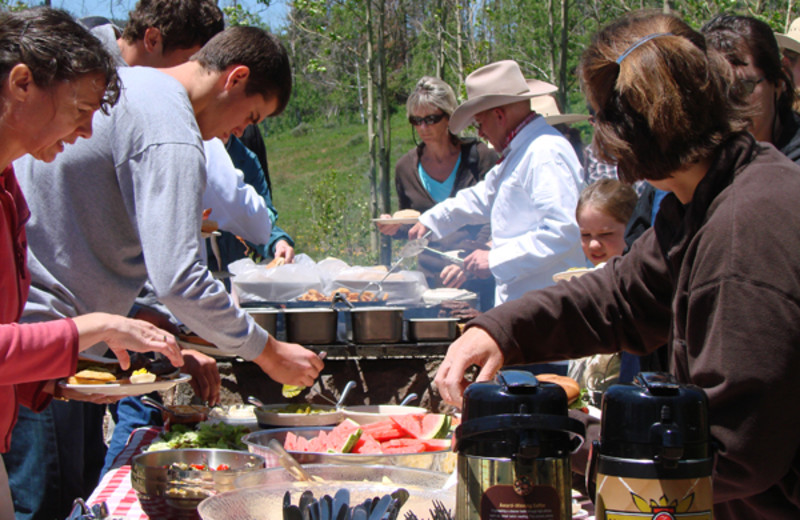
[599,372,710,459]
[462,370,568,419]
[456,370,584,458]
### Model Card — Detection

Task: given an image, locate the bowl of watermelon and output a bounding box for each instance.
[241,413,456,473]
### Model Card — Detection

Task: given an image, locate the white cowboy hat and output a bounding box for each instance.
[449,60,557,133]
[530,94,590,126]
[776,17,800,54]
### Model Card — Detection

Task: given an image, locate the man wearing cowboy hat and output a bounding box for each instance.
[775,17,800,88]
[409,60,585,306]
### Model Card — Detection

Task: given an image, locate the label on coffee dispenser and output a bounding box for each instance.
[481,482,562,519]
[596,474,712,520]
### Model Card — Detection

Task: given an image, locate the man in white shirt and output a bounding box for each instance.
[409,60,585,305]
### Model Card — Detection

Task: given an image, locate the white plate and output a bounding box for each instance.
[371,217,419,225]
[59,373,191,396]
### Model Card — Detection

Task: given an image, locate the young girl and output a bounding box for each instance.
[576,178,638,266]
[569,179,638,396]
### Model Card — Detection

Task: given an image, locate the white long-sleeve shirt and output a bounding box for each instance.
[202,138,273,244]
[420,116,585,304]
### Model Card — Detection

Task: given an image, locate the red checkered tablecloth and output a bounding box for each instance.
[86,427,163,519]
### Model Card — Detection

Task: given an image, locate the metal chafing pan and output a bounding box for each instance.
[283,308,338,344]
[407,317,459,341]
[348,306,405,344]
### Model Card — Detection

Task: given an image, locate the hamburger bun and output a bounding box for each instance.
[265,256,286,269]
[536,373,581,404]
[392,209,420,219]
[68,366,118,385]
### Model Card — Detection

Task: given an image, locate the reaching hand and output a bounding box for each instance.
[407,222,431,240]
[253,336,324,387]
[440,264,467,288]
[72,313,184,370]
[376,214,401,236]
[273,240,295,264]
[180,349,222,406]
[434,326,505,408]
[463,249,492,279]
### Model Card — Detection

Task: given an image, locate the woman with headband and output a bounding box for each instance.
[433,10,800,518]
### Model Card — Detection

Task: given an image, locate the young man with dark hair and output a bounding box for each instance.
[5,27,320,520]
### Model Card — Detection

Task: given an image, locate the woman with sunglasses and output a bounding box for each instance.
[377,76,498,310]
[0,10,184,517]
[703,14,800,164]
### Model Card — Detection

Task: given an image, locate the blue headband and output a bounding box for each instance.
[615,32,674,64]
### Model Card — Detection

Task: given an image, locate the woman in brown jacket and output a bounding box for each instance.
[434,11,800,518]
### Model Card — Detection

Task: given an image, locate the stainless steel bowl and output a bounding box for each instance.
[407,318,459,341]
[244,308,280,336]
[131,449,265,519]
[284,308,337,344]
[349,307,404,344]
[241,427,456,473]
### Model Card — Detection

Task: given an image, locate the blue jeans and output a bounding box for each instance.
[2,401,106,520]
[101,395,162,475]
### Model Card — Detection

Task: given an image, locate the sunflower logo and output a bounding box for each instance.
[605,492,711,520]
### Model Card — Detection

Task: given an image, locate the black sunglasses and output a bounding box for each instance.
[409,113,446,126]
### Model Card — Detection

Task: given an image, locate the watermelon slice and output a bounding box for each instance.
[381,438,426,454]
[351,432,382,454]
[327,421,362,453]
[284,431,298,451]
[420,414,451,439]
[419,438,452,452]
[361,419,407,441]
[390,414,425,438]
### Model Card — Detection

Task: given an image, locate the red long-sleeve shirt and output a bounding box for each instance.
[0,166,77,452]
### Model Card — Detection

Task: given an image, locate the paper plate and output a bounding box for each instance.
[371,217,419,225]
[59,373,191,396]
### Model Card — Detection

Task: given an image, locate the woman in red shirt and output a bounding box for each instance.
[0,9,183,517]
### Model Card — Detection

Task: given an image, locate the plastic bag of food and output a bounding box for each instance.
[229,254,324,303]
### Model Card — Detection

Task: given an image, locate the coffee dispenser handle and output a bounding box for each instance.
[456,413,586,453]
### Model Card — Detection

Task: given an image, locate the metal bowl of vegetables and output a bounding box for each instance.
[131,449,265,519]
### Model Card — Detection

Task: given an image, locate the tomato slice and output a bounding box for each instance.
[216,464,230,471]
[190,463,206,471]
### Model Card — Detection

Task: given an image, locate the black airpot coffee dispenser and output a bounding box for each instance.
[455,370,585,519]
[589,372,714,518]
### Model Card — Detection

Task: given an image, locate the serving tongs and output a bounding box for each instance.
[358,231,431,300]
[423,246,465,267]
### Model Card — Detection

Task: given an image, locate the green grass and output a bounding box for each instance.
[264,112,417,264]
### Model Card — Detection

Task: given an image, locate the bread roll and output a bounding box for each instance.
[392,209,420,219]
[536,373,581,404]
[265,256,286,269]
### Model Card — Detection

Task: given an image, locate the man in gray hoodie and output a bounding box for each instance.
[4,26,323,520]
